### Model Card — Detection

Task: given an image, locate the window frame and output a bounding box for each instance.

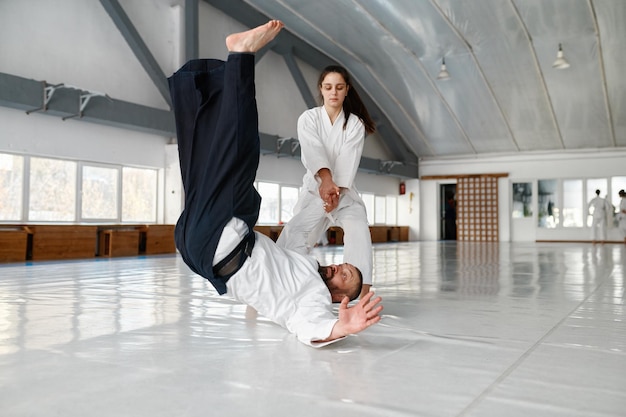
[78,162,122,223]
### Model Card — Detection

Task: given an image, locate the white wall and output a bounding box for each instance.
[20,0,621,245]
[0,107,168,168]
[419,149,626,242]
[0,1,401,228]
[397,179,420,241]
[0,0,175,166]
[0,0,176,110]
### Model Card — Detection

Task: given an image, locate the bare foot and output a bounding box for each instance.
[226,20,284,53]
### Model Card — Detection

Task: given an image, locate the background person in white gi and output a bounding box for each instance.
[169,21,383,348]
[587,189,612,243]
[619,189,626,244]
[277,65,376,298]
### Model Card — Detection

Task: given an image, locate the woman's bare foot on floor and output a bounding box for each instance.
[226,20,284,53]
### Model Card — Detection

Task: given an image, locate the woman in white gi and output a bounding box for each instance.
[277,65,376,298]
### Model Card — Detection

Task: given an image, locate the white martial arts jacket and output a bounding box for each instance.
[620,198,626,231]
[588,196,611,220]
[297,106,364,194]
[218,217,342,347]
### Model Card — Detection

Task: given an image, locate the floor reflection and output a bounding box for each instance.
[0,242,624,416]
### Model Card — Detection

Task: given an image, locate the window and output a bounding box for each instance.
[0,153,159,224]
[29,157,77,221]
[538,179,558,228]
[0,153,23,221]
[280,186,299,223]
[358,193,397,225]
[257,181,279,224]
[611,176,626,210]
[562,179,583,227]
[386,195,397,225]
[375,196,386,224]
[81,165,119,221]
[512,182,532,218]
[122,167,157,222]
[362,193,374,225]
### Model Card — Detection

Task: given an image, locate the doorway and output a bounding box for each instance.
[440,184,457,240]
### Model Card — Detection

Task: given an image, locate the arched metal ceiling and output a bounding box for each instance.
[208,0,625,164]
[0,0,418,179]
[2,0,623,180]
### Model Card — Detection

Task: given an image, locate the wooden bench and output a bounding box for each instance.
[0,226,29,262]
[253,225,283,242]
[328,227,344,245]
[369,226,389,243]
[398,226,409,242]
[29,225,97,260]
[98,227,141,257]
[388,226,400,242]
[0,222,410,263]
[327,225,409,245]
[138,224,176,254]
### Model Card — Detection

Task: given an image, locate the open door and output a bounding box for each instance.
[440,184,457,240]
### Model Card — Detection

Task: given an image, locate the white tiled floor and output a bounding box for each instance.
[1,241,624,416]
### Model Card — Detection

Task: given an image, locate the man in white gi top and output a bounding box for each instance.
[587,189,612,243]
[168,20,383,347]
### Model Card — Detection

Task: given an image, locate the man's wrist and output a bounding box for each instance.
[316,168,332,181]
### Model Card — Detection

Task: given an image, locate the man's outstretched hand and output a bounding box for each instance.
[324,292,383,342]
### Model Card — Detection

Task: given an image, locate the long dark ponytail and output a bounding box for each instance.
[317,65,376,135]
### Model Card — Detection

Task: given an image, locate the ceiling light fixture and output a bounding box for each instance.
[552,43,570,69]
[437,57,450,80]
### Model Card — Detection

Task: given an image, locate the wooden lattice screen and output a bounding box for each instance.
[456,176,499,242]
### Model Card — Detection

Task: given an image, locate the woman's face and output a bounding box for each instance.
[320,72,348,111]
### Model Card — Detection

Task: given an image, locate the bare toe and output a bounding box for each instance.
[226,20,284,53]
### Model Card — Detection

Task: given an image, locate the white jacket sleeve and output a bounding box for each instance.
[283,268,344,347]
[333,116,365,188]
[286,306,342,347]
[297,110,332,180]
